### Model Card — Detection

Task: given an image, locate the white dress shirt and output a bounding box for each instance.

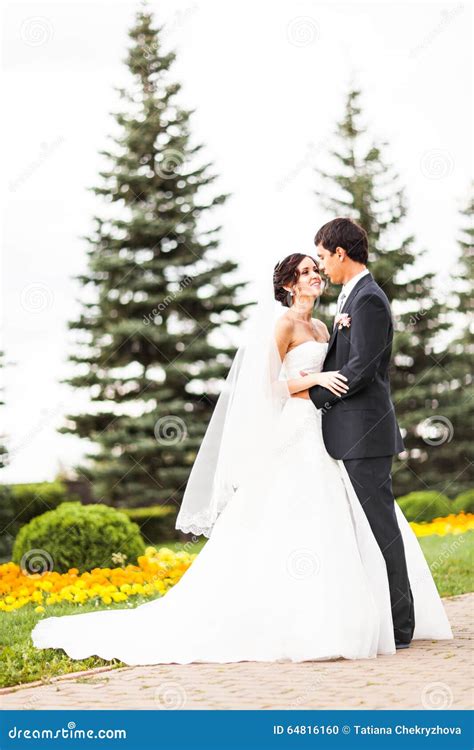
[333,268,370,329]
[338,268,370,313]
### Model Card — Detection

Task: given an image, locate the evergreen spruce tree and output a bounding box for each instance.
[314,88,450,496]
[61,6,250,507]
[423,188,473,495]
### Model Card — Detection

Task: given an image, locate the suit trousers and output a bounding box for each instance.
[343,455,415,643]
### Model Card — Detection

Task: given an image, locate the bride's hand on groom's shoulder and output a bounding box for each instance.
[300,370,349,396]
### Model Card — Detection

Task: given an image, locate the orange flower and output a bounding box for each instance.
[0,545,197,612]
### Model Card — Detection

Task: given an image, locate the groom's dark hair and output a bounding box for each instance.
[314,217,368,264]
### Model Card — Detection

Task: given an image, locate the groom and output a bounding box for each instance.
[308,217,415,648]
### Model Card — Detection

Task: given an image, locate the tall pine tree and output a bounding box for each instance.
[423,188,473,495]
[314,88,450,496]
[61,6,250,507]
[451,188,474,491]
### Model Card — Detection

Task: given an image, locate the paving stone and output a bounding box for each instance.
[1,594,472,710]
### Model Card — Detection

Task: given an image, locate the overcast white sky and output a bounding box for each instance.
[1,0,472,483]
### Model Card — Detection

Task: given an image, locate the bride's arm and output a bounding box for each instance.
[274,316,294,362]
[288,372,348,396]
[274,318,348,396]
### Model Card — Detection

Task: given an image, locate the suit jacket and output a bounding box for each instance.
[308,272,404,460]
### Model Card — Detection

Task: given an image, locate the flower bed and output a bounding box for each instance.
[409,512,473,538]
[0,546,196,613]
[1,514,472,614]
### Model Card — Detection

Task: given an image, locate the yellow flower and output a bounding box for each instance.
[35,605,45,613]
[0,542,199,612]
[111,592,127,602]
[410,512,474,538]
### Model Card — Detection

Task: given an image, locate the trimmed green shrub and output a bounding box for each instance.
[0,481,76,560]
[451,490,474,515]
[396,491,451,523]
[12,502,145,573]
[122,505,178,544]
[0,484,14,559]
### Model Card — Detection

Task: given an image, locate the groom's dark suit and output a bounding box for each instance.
[308,272,415,644]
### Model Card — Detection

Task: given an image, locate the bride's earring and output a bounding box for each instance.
[287,290,293,307]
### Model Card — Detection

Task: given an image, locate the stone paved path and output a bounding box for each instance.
[1,594,472,710]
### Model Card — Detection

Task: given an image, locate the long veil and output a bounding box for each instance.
[175,261,291,537]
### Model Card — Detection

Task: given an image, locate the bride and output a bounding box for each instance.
[31,254,452,664]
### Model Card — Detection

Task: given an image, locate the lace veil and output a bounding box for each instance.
[175,260,291,536]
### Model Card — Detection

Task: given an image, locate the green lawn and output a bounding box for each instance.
[159,538,207,554]
[418,531,473,597]
[0,532,471,689]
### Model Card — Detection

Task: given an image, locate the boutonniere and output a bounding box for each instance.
[335,313,351,330]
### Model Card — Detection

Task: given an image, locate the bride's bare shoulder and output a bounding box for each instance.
[312,318,330,343]
[274,313,295,352]
[275,311,294,332]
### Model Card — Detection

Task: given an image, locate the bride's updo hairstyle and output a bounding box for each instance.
[273,253,320,308]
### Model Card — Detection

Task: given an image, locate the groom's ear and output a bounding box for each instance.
[335,246,347,261]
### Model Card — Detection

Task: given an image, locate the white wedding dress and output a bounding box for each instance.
[32,341,452,664]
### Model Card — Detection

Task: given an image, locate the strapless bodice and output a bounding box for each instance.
[281,340,329,379]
